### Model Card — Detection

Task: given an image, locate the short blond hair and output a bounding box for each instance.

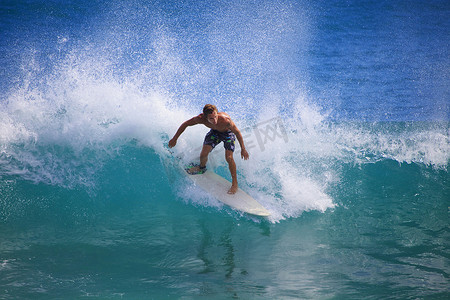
[203,104,217,116]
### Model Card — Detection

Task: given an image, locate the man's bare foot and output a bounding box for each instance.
[228,185,238,194]
[186,165,206,175]
[187,166,200,174]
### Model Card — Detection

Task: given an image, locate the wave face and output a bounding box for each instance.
[0,0,449,299]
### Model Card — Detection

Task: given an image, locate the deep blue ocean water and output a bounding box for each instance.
[1,0,449,299]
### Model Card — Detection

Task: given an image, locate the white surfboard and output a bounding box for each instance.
[184,168,271,217]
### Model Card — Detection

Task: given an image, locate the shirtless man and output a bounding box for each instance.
[168,104,249,194]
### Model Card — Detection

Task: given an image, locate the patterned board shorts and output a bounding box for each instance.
[204,129,236,152]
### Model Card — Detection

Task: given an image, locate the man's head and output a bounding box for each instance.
[203,104,218,125]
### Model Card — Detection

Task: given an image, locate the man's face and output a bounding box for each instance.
[206,111,218,125]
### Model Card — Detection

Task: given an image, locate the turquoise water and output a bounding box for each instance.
[1,135,448,299]
[1,0,449,299]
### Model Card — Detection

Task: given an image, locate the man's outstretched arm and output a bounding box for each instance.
[169,116,200,148]
[229,122,249,160]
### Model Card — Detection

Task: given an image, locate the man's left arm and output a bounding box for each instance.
[229,121,249,160]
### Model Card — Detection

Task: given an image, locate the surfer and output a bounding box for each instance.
[168,104,249,194]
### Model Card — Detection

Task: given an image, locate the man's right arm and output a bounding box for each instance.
[168,116,201,148]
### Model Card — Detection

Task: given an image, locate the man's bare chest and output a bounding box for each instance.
[202,122,230,132]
